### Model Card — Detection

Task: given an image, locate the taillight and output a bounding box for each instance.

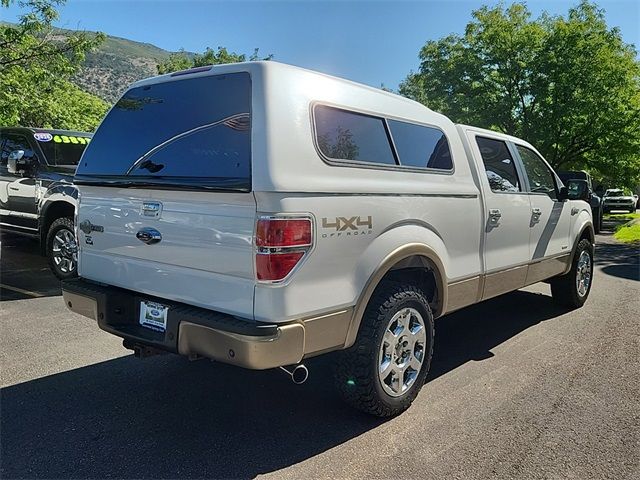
[255,216,313,282]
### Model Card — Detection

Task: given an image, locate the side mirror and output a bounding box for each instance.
[7,150,25,174]
[560,179,590,202]
[7,150,35,175]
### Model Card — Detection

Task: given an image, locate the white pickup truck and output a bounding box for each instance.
[62,62,594,417]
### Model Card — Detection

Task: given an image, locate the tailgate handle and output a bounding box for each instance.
[136,227,162,245]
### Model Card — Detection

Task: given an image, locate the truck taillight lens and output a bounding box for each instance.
[256,216,313,281]
[256,218,312,247]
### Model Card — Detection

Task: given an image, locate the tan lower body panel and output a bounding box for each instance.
[302,309,352,357]
[177,308,353,369]
[62,291,99,321]
[482,265,528,301]
[445,276,481,313]
[178,322,305,370]
[525,254,570,285]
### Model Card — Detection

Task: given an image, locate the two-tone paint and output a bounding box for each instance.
[66,62,593,368]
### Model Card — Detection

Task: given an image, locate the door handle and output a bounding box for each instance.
[9,186,19,191]
[531,208,542,224]
[488,209,502,224]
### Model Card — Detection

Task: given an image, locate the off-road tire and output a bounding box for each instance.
[335,281,434,417]
[46,217,78,280]
[593,208,601,234]
[550,238,593,309]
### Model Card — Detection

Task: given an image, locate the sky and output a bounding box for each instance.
[2,0,639,90]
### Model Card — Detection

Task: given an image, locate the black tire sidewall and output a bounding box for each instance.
[46,217,77,280]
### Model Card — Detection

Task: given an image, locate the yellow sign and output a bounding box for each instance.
[53,135,91,145]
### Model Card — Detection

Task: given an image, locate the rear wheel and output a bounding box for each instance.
[47,217,78,280]
[335,281,434,417]
[550,238,593,309]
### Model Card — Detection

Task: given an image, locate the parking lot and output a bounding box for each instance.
[1,220,638,479]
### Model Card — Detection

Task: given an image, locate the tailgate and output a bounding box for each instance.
[78,187,256,318]
[73,70,257,319]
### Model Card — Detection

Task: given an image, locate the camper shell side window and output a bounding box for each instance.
[312,104,454,173]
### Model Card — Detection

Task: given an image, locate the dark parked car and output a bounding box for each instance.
[0,127,92,279]
[558,171,602,233]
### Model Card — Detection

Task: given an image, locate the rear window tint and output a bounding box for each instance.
[314,105,396,165]
[387,120,452,170]
[38,135,91,166]
[76,72,251,188]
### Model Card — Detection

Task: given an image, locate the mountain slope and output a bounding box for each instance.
[72,32,189,103]
[2,21,192,103]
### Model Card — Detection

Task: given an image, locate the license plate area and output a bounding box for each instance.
[139,300,169,332]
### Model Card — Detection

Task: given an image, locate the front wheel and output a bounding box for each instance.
[550,238,593,309]
[334,282,434,417]
[46,217,78,280]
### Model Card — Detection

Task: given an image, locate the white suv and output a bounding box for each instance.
[602,188,636,213]
[63,62,594,416]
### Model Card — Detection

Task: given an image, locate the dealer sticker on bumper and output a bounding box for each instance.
[139,301,168,332]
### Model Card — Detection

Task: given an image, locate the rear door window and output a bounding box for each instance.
[476,136,522,193]
[76,72,251,190]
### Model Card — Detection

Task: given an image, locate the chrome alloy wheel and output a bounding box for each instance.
[576,250,592,297]
[378,307,427,397]
[52,228,77,274]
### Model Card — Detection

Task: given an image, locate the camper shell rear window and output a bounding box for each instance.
[75,72,251,191]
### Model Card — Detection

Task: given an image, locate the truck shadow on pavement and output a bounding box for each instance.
[2,236,637,478]
[2,290,572,479]
[595,241,639,281]
[0,232,61,300]
[595,220,639,282]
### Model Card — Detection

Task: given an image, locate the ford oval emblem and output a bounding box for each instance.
[136,227,162,245]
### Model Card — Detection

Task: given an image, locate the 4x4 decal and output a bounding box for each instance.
[321,216,373,238]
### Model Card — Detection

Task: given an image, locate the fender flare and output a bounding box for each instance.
[38,190,77,250]
[343,243,447,349]
[563,222,595,275]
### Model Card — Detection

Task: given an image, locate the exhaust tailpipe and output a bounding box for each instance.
[279,364,309,385]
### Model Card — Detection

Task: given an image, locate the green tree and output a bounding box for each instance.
[0,0,108,130]
[157,46,272,74]
[400,1,640,188]
[318,127,359,160]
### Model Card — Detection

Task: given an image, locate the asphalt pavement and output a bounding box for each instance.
[1,221,638,479]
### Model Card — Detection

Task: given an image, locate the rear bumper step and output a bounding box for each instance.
[62,278,305,369]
